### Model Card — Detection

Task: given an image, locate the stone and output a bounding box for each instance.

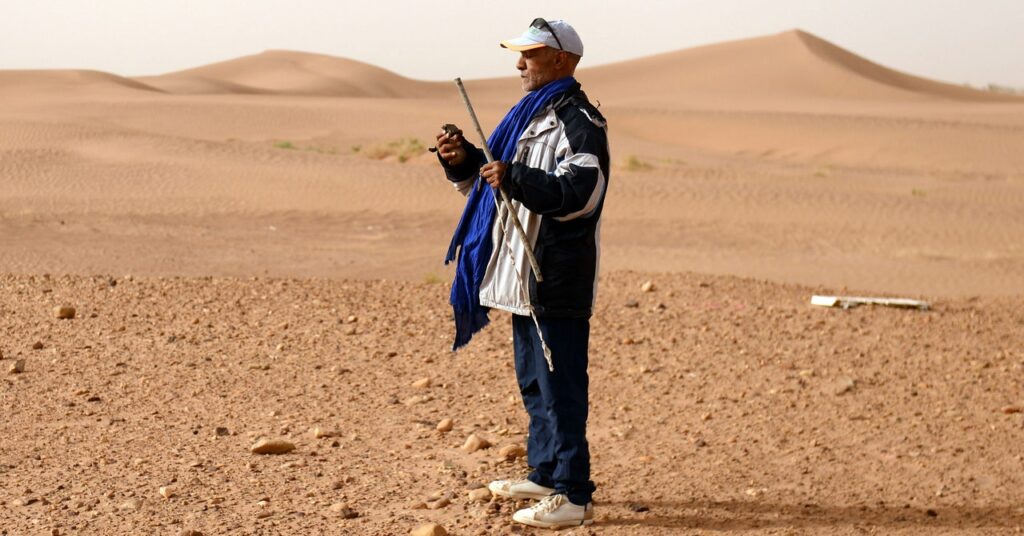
[497,444,526,460]
[462,434,491,453]
[329,502,359,519]
[436,418,454,433]
[118,498,143,511]
[215,427,230,436]
[158,486,174,499]
[179,531,204,536]
[625,300,640,308]
[54,306,76,320]
[312,426,333,439]
[426,497,450,509]
[408,500,427,509]
[280,460,305,469]
[8,359,25,374]
[250,438,295,455]
[641,280,655,293]
[830,377,856,396]
[32,341,44,350]
[412,377,432,389]
[411,524,447,536]
[1001,405,1022,414]
[467,488,492,503]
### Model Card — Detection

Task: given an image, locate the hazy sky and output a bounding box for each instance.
[2,0,1022,87]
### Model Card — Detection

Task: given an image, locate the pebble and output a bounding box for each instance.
[255,511,273,519]
[54,306,76,319]
[411,524,447,536]
[412,377,432,389]
[498,444,526,460]
[427,497,450,509]
[329,502,359,519]
[8,359,25,374]
[467,488,492,502]
[436,418,454,433]
[462,434,492,453]
[119,498,143,511]
[32,341,44,350]
[1001,405,1022,414]
[312,426,333,439]
[408,500,428,509]
[280,459,306,469]
[178,531,204,536]
[641,280,655,293]
[158,486,174,499]
[830,377,856,396]
[215,426,230,436]
[250,438,296,455]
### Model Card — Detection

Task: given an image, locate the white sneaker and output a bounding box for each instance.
[487,479,555,500]
[512,494,594,529]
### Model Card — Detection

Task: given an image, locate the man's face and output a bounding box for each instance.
[517,48,560,92]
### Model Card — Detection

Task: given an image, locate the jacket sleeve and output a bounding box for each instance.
[438,141,485,196]
[504,110,609,221]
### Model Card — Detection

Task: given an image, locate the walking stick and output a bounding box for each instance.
[453,77,543,282]
[453,77,553,371]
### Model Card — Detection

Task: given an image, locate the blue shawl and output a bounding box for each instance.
[444,76,577,351]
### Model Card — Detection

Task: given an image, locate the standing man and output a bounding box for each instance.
[434,18,609,529]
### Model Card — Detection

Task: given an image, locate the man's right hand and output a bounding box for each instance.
[435,125,467,166]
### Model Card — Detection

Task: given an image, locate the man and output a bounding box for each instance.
[434,18,609,529]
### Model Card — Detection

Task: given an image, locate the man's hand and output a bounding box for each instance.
[435,125,466,166]
[480,161,508,190]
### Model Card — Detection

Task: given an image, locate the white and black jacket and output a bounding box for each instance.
[442,83,610,318]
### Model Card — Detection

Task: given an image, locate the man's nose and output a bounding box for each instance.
[516,55,526,70]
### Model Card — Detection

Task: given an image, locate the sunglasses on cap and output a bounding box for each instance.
[531,17,564,51]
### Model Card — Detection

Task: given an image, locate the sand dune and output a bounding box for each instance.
[0,69,161,97]
[137,49,445,98]
[580,29,1020,105]
[0,30,1022,297]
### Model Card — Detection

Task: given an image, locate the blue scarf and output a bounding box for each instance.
[444,76,577,351]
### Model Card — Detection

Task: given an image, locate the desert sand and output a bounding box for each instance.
[1,30,1023,534]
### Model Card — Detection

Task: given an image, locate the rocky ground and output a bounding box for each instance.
[1,271,1023,535]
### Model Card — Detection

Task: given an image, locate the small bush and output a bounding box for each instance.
[273,141,296,150]
[623,154,653,171]
[362,137,426,163]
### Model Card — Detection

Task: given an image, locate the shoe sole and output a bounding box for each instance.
[488,484,554,500]
[512,513,595,529]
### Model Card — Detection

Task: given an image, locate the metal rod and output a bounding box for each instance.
[453,77,543,282]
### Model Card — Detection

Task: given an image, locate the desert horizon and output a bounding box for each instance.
[2,25,1023,535]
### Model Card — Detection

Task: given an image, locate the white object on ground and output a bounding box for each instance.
[810,295,930,311]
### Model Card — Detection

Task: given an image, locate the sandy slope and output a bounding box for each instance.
[1,29,1024,534]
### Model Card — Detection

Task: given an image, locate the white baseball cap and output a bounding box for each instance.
[500,18,584,57]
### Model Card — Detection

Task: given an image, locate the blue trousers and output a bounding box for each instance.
[512,314,596,506]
